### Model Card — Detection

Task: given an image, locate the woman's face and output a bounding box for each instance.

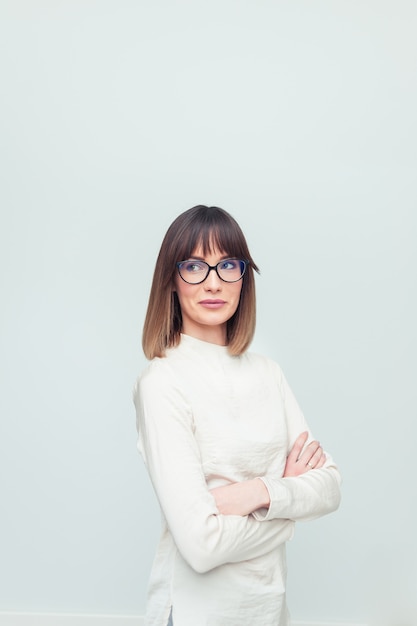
[174,245,243,345]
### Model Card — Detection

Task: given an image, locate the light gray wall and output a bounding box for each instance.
[0,1,416,624]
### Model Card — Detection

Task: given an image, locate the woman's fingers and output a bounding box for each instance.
[303,441,326,469]
[284,432,309,477]
[313,453,326,469]
[284,434,327,476]
[288,431,309,462]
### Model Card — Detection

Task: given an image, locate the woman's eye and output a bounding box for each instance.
[220,260,237,270]
[185,262,205,272]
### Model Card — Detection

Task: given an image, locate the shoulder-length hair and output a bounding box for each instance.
[142,205,260,359]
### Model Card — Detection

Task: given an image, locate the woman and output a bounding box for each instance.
[134,205,341,626]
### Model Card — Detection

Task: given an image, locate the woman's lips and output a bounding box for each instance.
[199,299,226,309]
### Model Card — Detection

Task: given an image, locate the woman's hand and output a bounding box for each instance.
[210,478,270,516]
[284,431,326,477]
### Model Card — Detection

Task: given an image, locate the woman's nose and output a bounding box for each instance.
[204,268,222,290]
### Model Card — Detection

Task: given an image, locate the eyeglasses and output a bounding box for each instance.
[176,258,248,284]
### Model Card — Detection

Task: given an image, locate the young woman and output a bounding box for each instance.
[134,205,341,626]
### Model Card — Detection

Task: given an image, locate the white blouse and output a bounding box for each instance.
[134,334,341,626]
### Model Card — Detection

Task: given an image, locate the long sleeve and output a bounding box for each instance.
[253,365,341,523]
[134,365,294,574]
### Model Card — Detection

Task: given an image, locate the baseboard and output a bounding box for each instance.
[293,623,367,626]
[294,623,368,626]
[0,614,367,626]
[0,615,143,626]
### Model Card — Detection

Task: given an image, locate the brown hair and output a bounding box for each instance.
[142,205,259,359]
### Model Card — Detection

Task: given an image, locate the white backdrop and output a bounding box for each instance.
[0,1,416,624]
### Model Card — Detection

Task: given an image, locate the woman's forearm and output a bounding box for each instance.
[210,478,270,516]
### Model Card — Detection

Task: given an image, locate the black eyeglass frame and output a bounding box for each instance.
[176,258,248,285]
